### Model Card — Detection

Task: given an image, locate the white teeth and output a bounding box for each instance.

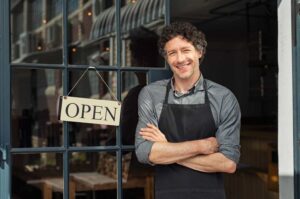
[177,63,189,68]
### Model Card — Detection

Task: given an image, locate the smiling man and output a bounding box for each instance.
[135,21,241,199]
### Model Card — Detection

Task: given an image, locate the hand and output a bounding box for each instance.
[139,123,168,142]
[202,137,219,154]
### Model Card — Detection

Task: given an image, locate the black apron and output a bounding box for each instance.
[155,80,226,199]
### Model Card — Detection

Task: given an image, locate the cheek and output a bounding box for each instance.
[166,57,175,66]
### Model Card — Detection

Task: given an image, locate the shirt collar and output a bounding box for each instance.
[171,74,205,97]
[195,74,205,91]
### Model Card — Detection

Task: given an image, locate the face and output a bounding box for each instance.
[164,36,202,83]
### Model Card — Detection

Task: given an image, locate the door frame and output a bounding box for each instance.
[0,0,11,198]
[292,0,300,198]
[0,0,171,198]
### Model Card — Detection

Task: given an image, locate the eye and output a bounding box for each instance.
[183,49,191,53]
[168,51,176,56]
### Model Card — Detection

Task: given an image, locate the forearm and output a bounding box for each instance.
[149,139,215,164]
[177,152,237,173]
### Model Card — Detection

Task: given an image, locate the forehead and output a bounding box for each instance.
[164,36,195,51]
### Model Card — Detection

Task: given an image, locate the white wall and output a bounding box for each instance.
[278,0,295,198]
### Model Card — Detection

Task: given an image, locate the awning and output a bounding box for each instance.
[90,0,165,40]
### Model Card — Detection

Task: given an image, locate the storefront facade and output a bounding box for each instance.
[0,0,299,198]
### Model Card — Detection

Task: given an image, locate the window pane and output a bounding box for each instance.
[120,72,155,199]
[12,153,63,199]
[69,152,117,198]
[121,71,147,145]
[11,0,63,64]
[68,70,117,146]
[47,0,62,21]
[121,0,165,67]
[68,0,116,66]
[68,0,79,14]
[28,0,43,30]
[11,68,63,148]
[122,150,154,199]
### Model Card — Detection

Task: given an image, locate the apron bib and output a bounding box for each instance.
[155,80,226,199]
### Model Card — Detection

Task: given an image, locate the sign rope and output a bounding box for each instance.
[67,66,118,102]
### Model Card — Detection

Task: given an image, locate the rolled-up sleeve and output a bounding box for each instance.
[135,87,157,165]
[216,92,241,164]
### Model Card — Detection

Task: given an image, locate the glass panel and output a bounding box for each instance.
[69,152,117,198]
[68,0,116,66]
[68,0,79,14]
[122,150,154,199]
[121,71,147,145]
[11,68,63,148]
[11,0,63,64]
[69,70,117,146]
[12,153,63,199]
[121,0,165,67]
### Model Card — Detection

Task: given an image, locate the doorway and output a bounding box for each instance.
[171,0,279,198]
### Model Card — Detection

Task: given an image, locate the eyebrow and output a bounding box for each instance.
[167,46,193,53]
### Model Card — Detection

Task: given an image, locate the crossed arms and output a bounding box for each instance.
[135,85,241,174]
[139,124,237,173]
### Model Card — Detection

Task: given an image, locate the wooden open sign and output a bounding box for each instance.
[58,96,121,126]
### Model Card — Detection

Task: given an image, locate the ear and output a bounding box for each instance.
[197,50,203,59]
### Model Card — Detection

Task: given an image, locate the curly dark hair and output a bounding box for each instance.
[129,27,160,67]
[158,21,207,63]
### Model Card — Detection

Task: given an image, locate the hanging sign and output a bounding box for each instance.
[58,96,121,126]
[57,66,121,126]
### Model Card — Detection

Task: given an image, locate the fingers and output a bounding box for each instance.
[139,131,157,139]
[204,137,219,154]
[140,135,159,142]
[140,124,161,136]
[146,123,159,130]
[140,130,167,142]
[139,123,167,142]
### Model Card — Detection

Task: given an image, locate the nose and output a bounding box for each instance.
[176,51,185,63]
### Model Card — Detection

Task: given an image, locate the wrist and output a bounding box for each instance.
[196,139,214,155]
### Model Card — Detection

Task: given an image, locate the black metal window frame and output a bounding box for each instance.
[0,0,171,198]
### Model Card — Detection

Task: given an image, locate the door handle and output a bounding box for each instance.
[0,144,8,164]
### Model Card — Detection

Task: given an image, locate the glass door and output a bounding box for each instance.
[1,0,170,198]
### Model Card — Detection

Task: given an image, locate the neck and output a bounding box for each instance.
[174,73,201,93]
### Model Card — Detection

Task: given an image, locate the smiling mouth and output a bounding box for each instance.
[176,62,191,69]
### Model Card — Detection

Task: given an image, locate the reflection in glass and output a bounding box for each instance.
[68,151,153,199]
[121,72,146,145]
[68,0,115,65]
[69,152,118,198]
[12,153,63,199]
[120,0,165,67]
[122,150,154,199]
[120,72,155,199]
[11,0,63,64]
[68,0,79,14]
[11,69,63,148]
[76,0,165,67]
[68,70,117,146]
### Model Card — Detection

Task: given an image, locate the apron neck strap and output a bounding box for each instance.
[164,80,172,104]
[203,79,209,105]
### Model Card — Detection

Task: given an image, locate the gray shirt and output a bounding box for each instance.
[135,75,241,165]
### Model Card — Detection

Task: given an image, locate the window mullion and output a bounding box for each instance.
[62,0,70,199]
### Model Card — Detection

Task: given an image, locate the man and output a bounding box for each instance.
[135,21,241,199]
